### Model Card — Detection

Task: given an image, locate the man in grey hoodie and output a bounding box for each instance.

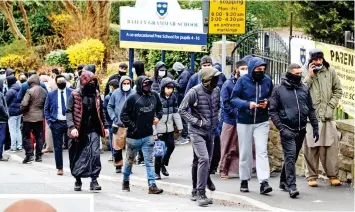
[107,76,135,173]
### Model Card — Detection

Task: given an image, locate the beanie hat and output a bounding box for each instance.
[309,48,324,59]
[200,55,213,66]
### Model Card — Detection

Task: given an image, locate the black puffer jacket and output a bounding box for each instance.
[269,75,318,131]
[120,76,163,139]
[151,61,174,93]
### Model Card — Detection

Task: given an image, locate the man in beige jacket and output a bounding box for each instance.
[303,48,343,187]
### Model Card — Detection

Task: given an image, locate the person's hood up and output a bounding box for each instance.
[213,63,222,72]
[80,70,96,88]
[172,62,185,72]
[133,61,145,76]
[247,57,267,76]
[200,67,221,88]
[241,55,254,64]
[27,74,40,87]
[88,64,96,74]
[154,61,167,79]
[6,76,17,87]
[6,68,15,77]
[159,77,177,95]
[135,76,152,95]
[119,75,132,92]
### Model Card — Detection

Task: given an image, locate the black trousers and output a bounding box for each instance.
[210,136,221,173]
[23,121,44,157]
[280,129,306,190]
[155,132,175,174]
[50,120,68,169]
[181,118,188,138]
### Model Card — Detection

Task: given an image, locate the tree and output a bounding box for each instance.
[294,1,354,44]
[0,1,27,41]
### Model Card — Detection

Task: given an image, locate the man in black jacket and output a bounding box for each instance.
[269,63,319,198]
[104,63,128,96]
[120,76,164,194]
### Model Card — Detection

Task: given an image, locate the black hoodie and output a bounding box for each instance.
[120,76,163,139]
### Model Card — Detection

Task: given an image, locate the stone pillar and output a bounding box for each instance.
[210,40,236,78]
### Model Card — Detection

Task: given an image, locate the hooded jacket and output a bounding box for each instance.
[133,61,145,77]
[66,71,108,138]
[185,67,226,94]
[179,68,220,135]
[221,76,238,125]
[213,63,227,88]
[20,75,48,122]
[151,61,172,93]
[175,67,194,104]
[154,78,183,134]
[17,79,47,102]
[0,92,8,123]
[231,57,273,124]
[120,76,163,139]
[107,76,135,126]
[269,74,318,132]
[5,76,21,116]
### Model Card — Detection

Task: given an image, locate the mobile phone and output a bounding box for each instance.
[258,99,265,104]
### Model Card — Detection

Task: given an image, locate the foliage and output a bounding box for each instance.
[66,38,105,71]
[0,54,39,71]
[37,65,65,74]
[293,1,354,44]
[0,40,34,58]
[111,1,135,24]
[45,49,71,72]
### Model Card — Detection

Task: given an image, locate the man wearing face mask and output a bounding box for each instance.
[303,48,343,187]
[219,60,248,179]
[120,76,163,194]
[66,71,109,191]
[0,69,8,94]
[231,57,273,194]
[185,55,213,94]
[107,76,135,173]
[269,63,319,198]
[179,67,221,207]
[104,63,128,96]
[151,61,172,93]
[18,73,28,84]
[44,75,73,175]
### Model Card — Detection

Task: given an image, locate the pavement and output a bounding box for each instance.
[3,144,355,212]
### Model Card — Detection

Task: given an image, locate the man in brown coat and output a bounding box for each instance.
[21,74,48,164]
[303,48,343,187]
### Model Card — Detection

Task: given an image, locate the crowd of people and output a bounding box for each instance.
[0,48,343,206]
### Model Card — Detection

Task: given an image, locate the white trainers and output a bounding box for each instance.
[175,137,190,145]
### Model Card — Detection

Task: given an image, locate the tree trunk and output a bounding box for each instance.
[96,1,111,73]
[19,0,31,47]
[62,0,83,30]
[0,2,26,41]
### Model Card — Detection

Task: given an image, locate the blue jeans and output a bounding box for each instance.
[0,123,6,158]
[8,115,22,150]
[123,136,155,186]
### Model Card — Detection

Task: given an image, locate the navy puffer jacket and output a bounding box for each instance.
[5,76,21,116]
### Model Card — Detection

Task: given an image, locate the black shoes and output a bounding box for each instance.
[161,165,169,176]
[190,188,197,201]
[22,156,34,164]
[122,181,130,192]
[148,184,163,194]
[207,177,216,191]
[90,180,102,191]
[240,180,249,192]
[74,181,82,191]
[155,173,161,180]
[279,182,289,191]
[260,181,273,194]
[289,189,300,198]
[35,155,42,162]
[196,190,209,207]
[116,166,122,173]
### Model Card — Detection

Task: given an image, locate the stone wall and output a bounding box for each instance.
[268,120,355,183]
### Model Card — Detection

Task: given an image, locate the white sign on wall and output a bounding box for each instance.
[290,37,316,68]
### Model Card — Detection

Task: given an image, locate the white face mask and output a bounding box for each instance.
[0,74,5,80]
[239,70,248,76]
[132,68,136,75]
[122,84,131,92]
[158,70,166,77]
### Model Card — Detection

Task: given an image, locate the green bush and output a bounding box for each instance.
[45,49,71,72]
[0,40,34,58]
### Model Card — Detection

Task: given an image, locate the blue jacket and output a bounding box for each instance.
[5,83,21,116]
[107,76,135,126]
[104,93,113,127]
[17,81,47,102]
[221,77,238,125]
[231,57,273,124]
[44,88,73,125]
[175,68,194,104]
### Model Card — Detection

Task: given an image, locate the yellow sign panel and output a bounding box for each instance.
[208,0,246,34]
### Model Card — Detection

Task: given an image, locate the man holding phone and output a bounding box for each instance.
[231,57,273,194]
[303,48,343,187]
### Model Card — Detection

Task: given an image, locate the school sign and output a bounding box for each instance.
[119,0,208,52]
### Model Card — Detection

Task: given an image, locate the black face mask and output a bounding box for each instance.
[57,82,66,90]
[286,72,302,85]
[252,71,265,82]
[142,84,152,94]
[119,71,127,76]
[82,82,96,96]
[210,76,219,89]
[20,79,27,83]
